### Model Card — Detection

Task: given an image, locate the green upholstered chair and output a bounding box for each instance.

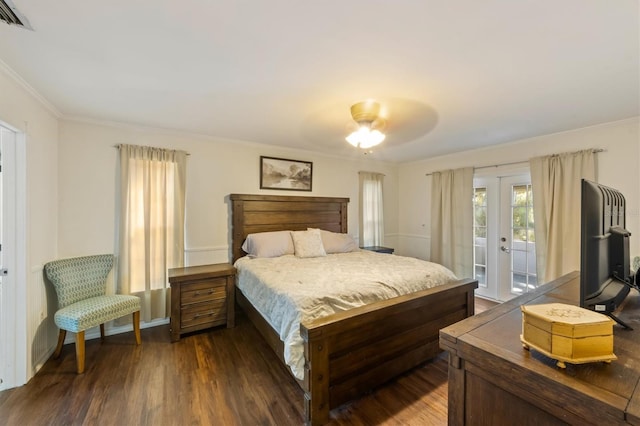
[44,254,141,374]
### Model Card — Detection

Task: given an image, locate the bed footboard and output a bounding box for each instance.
[300,278,478,425]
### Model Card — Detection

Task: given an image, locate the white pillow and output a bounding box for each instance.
[309,228,359,254]
[291,229,327,258]
[241,231,294,258]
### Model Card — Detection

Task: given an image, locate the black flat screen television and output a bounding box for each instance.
[580,179,632,328]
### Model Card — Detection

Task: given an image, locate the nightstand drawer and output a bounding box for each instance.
[181,279,226,306]
[181,299,227,328]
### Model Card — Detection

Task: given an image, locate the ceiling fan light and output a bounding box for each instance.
[346,100,387,149]
[345,132,360,147]
[345,126,385,149]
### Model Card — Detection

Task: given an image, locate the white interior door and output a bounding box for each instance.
[0,125,17,391]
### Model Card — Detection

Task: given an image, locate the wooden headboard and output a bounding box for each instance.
[229,194,349,263]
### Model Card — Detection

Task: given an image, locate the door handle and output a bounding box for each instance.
[500,246,511,253]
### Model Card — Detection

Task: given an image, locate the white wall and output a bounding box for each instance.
[397,118,640,261]
[0,63,59,384]
[57,119,399,269]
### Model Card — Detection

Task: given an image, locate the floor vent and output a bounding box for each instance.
[0,0,32,30]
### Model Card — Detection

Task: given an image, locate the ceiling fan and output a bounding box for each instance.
[345,100,387,149]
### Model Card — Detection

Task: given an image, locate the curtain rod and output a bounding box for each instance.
[113,144,190,155]
[358,171,386,176]
[425,148,605,176]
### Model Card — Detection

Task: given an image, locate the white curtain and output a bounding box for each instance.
[117,144,187,322]
[530,149,595,284]
[430,167,474,279]
[359,172,385,247]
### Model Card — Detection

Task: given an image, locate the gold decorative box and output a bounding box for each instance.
[520,303,616,368]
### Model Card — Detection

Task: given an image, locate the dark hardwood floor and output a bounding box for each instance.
[0,297,498,426]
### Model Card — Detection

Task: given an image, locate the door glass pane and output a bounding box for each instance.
[513,228,527,242]
[475,245,486,265]
[512,207,526,228]
[474,205,487,227]
[475,265,486,286]
[473,187,487,288]
[510,183,537,294]
[512,185,528,204]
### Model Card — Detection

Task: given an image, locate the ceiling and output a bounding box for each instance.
[0,1,638,163]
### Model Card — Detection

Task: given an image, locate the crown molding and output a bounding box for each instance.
[0,57,62,118]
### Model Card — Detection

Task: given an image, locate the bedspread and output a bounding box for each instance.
[234,250,457,380]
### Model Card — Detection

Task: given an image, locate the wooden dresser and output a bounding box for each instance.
[440,271,640,425]
[168,263,235,342]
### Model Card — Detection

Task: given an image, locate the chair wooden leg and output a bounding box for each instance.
[133,311,141,345]
[54,329,66,359]
[75,331,85,374]
[100,324,105,341]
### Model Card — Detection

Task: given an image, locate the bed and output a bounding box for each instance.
[229,193,478,425]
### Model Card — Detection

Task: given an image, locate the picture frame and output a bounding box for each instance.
[260,156,313,191]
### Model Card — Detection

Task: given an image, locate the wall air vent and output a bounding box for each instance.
[0,0,33,30]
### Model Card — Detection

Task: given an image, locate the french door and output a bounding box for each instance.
[473,174,537,301]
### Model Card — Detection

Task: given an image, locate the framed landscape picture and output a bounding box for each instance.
[260,156,313,191]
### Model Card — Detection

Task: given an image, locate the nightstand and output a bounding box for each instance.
[168,263,235,342]
[360,246,395,254]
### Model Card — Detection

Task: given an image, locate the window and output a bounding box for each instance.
[126,158,179,292]
[117,144,187,321]
[358,172,384,247]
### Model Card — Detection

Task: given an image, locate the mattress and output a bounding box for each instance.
[234,250,457,380]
